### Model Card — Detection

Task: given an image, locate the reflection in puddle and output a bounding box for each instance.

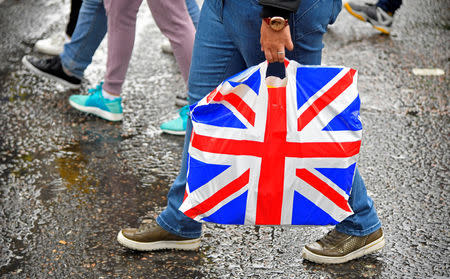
[55,143,99,198]
[303,254,385,278]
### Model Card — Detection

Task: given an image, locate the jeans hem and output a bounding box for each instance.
[60,54,84,80]
[335,221,381,237]
[156,215,202,239]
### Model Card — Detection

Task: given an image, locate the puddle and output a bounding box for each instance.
[55,143,99,198]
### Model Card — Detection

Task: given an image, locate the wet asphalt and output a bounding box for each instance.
[0,0,449,278]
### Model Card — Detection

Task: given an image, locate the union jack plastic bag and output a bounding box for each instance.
[179,59,362,225]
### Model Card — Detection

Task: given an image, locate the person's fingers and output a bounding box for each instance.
[265,49,274,63]
[267,49,286,63]
[286,39,294,51]
[276,50,285,63]
[270,49,279,63]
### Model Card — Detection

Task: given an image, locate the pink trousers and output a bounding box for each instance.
[103,0,195,95]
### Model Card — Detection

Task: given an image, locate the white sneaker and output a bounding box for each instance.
[34,33,70,56]
[161,41,173,55]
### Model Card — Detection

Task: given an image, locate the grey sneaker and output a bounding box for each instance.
[117,220,200,251]
[175,92,189,107]
[302,228,385,264]
[344,2,393,34]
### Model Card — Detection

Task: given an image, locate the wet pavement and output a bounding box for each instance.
[0,0,449,278]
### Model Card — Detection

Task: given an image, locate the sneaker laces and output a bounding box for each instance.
[320,229,348,246]
[179,105,190,118]
[88,82,104,95]
[137,219,155,232]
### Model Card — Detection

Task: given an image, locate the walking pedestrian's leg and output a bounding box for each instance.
[287,0,383,234]
[147,0,195,83]
[157,0,248,235]
[23,0,106,88]
[67,0,141,122]
[33,0,84,55]
[336,169,381,235]
[185,0,200,28]
[60,0,107,79]
[226,0,382,234]
[117,0,249,251]
[102,0,142,95]
[66,0,83,38]
[294,0,384,264]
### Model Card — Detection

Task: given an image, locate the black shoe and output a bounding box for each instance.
[22,55,81,89]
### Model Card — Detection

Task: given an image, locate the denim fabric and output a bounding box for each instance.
[335,169,381,236]
[60,0,107,79]
[186,0,201,28]
[157,120,201,238]
[376,0,402,14]
[157,0,381,238]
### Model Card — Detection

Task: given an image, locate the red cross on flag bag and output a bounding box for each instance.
[179,59,362,225]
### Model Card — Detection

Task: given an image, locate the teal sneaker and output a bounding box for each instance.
[160,105,189,135]
[69,82,123,121]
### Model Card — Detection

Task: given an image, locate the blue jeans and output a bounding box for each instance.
[157,0,381,238]
[60,0,200,79]
[60,0,107,79]
[377,0,402,14]
[186,0,200,28]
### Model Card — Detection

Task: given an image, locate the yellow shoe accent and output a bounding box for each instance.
[373,25,390,35]
[344,2,367,22]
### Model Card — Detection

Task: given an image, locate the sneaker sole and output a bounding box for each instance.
[117,230,200,251]
[161,129,186,136]
[22,56,81,89]
[301,234,385,264]
[69,99,123,121]
[344,3,390,35]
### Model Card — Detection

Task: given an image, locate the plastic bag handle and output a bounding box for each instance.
[284,58,300,78]
[258,58,299,77]
[258,59,299,89]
